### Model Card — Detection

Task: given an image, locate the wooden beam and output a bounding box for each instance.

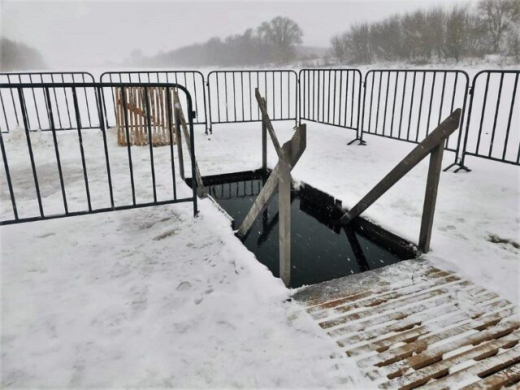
[255,88,283,159]
[236,124,306,238]
[262,119,267,171]
[340,109,461,225]
[418,144,445,253]
[279,158,292,286]
[172,89,207,196]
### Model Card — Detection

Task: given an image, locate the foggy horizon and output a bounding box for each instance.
[2,0,477,69]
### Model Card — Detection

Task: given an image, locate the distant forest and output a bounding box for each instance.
[0,38,47,71]
[129,16,310,68]
[330,0,520,64]
[128,0,520,68]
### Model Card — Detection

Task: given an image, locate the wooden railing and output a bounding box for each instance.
[340,109,462,253]
[236,88,306,286]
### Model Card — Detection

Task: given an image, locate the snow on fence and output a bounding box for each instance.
[100,71,208,132]
[360,70,470,153]
[207,70,299,132]
[298,69,362,134]
[459,70,520,168]
[0,82,198,225]
[0,72,98,132]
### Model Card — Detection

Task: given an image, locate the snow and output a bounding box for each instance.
[1,63,519,387]
[0,125,374,388]
[194,121,519,305]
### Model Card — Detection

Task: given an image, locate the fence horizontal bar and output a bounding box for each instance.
[0,198,194,226]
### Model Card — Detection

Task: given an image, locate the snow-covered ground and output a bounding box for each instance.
[0,128,371,388]
[1,63,518,388]
[194,121,519,305]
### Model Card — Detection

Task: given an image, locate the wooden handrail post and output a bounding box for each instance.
[341,109,461,225]
[172,89,206,196]
[279,158,291,286]
[262,119,267,171]
[418,143,444,253]
[340,109,462,253]
[174,105,185,180]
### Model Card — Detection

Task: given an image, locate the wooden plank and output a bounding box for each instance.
[340,109,461,225]
[460,363,520,390]
[172,89,206,196]
[420,346,520,390]
[407,317,520,370]
[319,280,471,329]
[339,297,511,349]
[296,263,444,308]
[262,119,267,170]
[279,158,291,286]
[313,274,461,321]
[327,290,486,340]
[255,88,283,159]
[381,331,520,389]
[236,124,306,237]
[418,143,444,253]
[365,316,519,369]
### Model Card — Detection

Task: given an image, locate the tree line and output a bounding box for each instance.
[0,38,47,71]
[131,16,304,67]
[330,0,520,64]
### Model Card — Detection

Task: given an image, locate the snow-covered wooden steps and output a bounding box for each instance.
[293,260,520,390]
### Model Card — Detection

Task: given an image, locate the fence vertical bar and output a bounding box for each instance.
[143,87,158,203]
[0,126,18,219]
[18,88,44,217]
[120,87,137,205]
[96,86,114,208]
[71,87,92,212]
[45,87,68,214]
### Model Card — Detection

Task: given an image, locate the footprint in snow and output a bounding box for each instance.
[177,281,192,291]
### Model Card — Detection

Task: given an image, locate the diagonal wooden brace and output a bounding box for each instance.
[236,124,306,238]
[172,89,207,197]
[255,88,284,160]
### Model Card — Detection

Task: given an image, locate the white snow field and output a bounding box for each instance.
[0,126,371,388]
[1,65,519,388]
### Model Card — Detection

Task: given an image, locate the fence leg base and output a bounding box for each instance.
[454,165,471,173]
[443,161,471,173]
[347,137,367,146]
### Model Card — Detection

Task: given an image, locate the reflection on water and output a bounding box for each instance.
[205,171,405,288]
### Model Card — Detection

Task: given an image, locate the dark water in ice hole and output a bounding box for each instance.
[203,171,408,288]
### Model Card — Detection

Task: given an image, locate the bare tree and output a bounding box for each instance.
[258,16,303,64]
[478,0,520,53]
[330,33,349,62]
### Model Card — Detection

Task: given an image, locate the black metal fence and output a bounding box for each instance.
[456,70,519,169]
[100,71,208,132]
[0,69,518,226]
[360,70,470,152]
[207,70,298,132]
[0,72,97,132]
[0,82,198,225]
[299,69,362,133]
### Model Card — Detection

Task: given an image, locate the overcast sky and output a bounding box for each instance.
[2,0,476,69]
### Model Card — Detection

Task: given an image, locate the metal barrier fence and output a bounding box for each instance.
[298,69,362,135]
[455,70,520,170]
[0,82,198,225]
[0,72,97,132]
[207,70,298,132]
[100,71,208,132]
[360,70,470,152]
